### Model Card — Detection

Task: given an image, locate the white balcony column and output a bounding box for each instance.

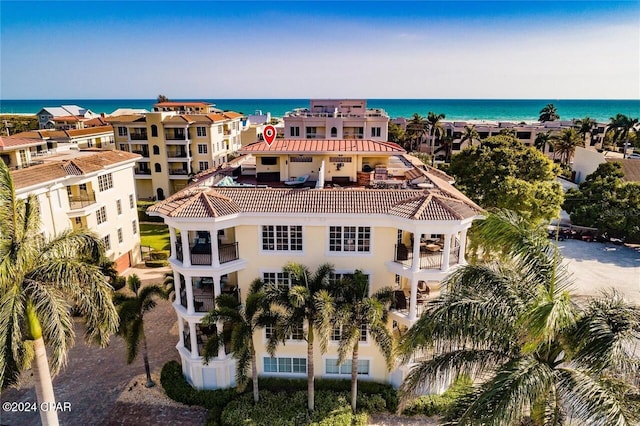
[459,228,468,265]
[173,269,181,306]
[189,322,199,359]
[184,273,194,314]
[177,320,185,349]
[411,233,422,272]
[211,231,220,267]
[217,320,226,359]
[169,226,177,260]
[441,233,452,272]
[408,277,419,321]
[213,276,221,299]
[182,231,191,267]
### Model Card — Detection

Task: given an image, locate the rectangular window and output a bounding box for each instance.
[329,157,352,163]
[197,144,208,154]
[74,217,82,225]
[262,272,291,288]
[264,357,306,374]
[102,235,111,250]
[96,206,107,225]
[116,199,122,215]
[261,157,277,166]
[289,127,300,137]
[371,127,381,137]
[262,225,302,251]
[329,226,370,252]
[197,127,207,137]
[132,220,138,235]
[305,127,317,138]
[218,125,222,134]
[119,144,128,151]
[117,228,123,244]
[289,156,312,163]
[199,161,209,171]
[129,194,135,209]
[117,127,127,137]
[325,359,369,375]
[97,173,113,192]
[331,324,367,342]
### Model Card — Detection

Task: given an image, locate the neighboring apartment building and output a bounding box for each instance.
[108,102,244,200]
[11,126,116,154]
[284,100,389,142]
[36,105,99,130]
[10,149,142,273]
[147,139,483,390]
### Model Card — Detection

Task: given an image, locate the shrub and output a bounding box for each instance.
[145,259,168,268]
[402,375,473,417]
[149,250,170,260]
[112,276,126,291]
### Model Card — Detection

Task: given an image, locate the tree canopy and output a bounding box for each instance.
[564,162,640,241]
[449,135,563,222]
[538,104,559,122]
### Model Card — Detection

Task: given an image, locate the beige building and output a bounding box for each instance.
[10,149,142,273]
[284,100,389,142]
[147,140,482,389]
[108,102,244,200]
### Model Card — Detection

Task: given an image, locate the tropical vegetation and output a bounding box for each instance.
[538,103,560,122]
[333,270,394,413]
[574,116,597,147]
[0,160,118,425]
[114,274,168,387]
[449,135,564,222]
[564,162,640,242]
[550,127,584,165]
[398,210,640,425]
[404,113,428,152]
[426,111,446,164]
[607,113,639,157]
[459,124,480,149]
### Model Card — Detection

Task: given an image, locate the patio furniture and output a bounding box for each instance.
[418,280,430,296]
[285,175,309,186]
[393,290,408,310]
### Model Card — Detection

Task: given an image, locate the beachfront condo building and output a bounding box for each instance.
[108,102,244,200]
[284,100,389,142]
[7,146,142,273]
[147,138,482,389]
[36,105,100,130]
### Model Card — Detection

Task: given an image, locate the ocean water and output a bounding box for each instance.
[1,98,638,122]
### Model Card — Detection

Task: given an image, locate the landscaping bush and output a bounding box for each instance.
[221,390,368,426]
[138,200,164,223]
[144,259,169,268]
[149,250,170,260]
[112,276,126,291]
[402,375,473,417]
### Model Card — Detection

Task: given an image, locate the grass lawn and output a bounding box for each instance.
[140,223,171,251]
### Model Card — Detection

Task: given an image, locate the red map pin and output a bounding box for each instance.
[263,125,276,146]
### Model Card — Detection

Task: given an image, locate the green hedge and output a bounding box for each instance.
[149,250,170,260]
[112,276,126,291]
[402,375,473,417]
[145,259,169,268]
[137,201,164,223]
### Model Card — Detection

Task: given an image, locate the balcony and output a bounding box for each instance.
[174,241,239,266]
[393,244,460,270]
[134,168,152,175]
[169,169,189,178]
[165,132,187,141]
[132,149,149,157]
[130,134,148,141]
[68,191,96,209]
[166,150,189,159]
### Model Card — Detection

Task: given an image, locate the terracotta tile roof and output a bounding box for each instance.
[0,136,45,150]
[239,139,406,154]
[105,114,146,123]
[162,115,195,124]
[606,158,640,182]
[83,117,108,127]
[52,115,81,122]
[222,112,243,119]
[66,126,114,137]
[148,186,482,221]
[11,150,140,189]
[404,166,481,211]
[206,113,229,122]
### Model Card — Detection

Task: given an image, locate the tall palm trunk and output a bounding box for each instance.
[250,341,259,403]
[307,325,315,412]
[141,328,154,387]
[351,342,359,413]
[27,303,59,426]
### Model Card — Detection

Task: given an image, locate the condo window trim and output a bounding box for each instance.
[324,358,370,376]
[263,356,307,375]
[261,225,303,252]
[328,226,371,253]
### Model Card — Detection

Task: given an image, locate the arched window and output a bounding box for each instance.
[151,125,158,137]
[154,163,161,173]
[153,145,160,155]
[331,127,337,138]
[156,188,165,201]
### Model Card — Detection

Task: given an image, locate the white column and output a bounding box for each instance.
[441,233,452,272]
[189,322,199,359]
[177,320,185,348]
[459,228,468,265]
[184,273,194,314]
[169,227,177,260]
[173,269,181,306]
[411,233,421,272]
[211,230,220,267]
[213,276,221,299]
[217,320,226,359]
[408,277,419,321]
[182,230,191,267]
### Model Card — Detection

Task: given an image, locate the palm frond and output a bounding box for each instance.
[0,284,28,389]
[124,318,143,364]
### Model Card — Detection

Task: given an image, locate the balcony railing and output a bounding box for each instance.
[169,169,189,175]
[193,293,215,313]
[165,133,187,140]
[167,151,188,158]
[132,150,149,157]
[219,242,239,264]
[68,191,96,209]
[130,134,148,141]
[180,286,187,309]
[175,241,239,265]
[134,168,151,175]
[393,244,460,270]
[191,253,211,266]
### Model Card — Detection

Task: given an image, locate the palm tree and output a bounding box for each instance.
[201,279,270,403]
[426,111,446,165]
[264,262,335,412]
[0,161,118,426]
[550,127,583,165]
[405,113,428,152]
[459,124,480,149]
[334,270,394,413]
[534,130,553,153]
[607,113,639,158]
[538,103,559,122]
[434,134,454,162]
[574,116,597,147]
[398,210,640,425]
[113,274,168,388]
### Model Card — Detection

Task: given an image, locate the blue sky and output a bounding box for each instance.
[1,1,639,99]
